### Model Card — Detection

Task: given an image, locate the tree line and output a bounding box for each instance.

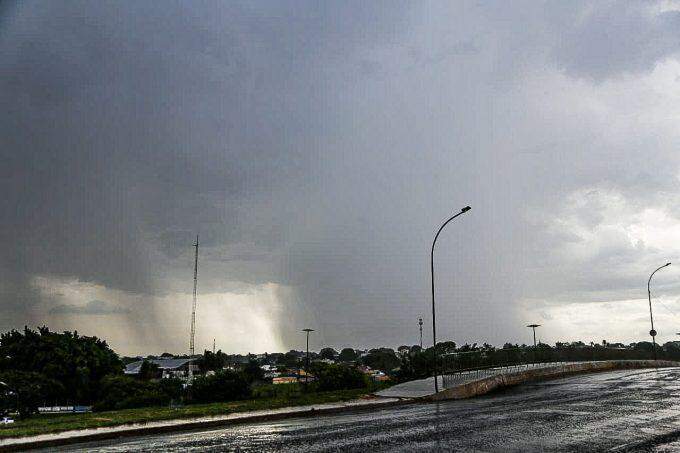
[2,326,679,417]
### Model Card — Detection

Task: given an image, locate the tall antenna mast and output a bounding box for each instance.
[189,235,199,356]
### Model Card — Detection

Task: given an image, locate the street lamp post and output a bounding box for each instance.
[431,205,471,393]
[419,318,423,349]
[527,324,540,363]
[302,329,314,372]
[648,263,671,361]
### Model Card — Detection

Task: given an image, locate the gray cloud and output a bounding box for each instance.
[49,300,130,315]
[552,2,680,80]
[2,1,680,353]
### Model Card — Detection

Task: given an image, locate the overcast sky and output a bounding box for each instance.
[3,1,680,355]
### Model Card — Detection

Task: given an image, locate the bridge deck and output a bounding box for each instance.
[375,360,679,399]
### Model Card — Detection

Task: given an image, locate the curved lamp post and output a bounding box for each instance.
[431,205,471,393]
[648,263,671,361]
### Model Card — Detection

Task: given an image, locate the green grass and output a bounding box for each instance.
[0,388,376,439]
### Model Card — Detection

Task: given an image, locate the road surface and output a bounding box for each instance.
[55,368,680,452]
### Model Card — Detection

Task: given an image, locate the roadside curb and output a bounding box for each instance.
[0,397,414,451]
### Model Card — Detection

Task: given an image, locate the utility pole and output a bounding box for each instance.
[189,235,199,357]
[419,318,423,349]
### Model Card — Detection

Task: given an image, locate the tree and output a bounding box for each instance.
[397,346,410,356]
[279,351,302,368]
[395,349,435,381]
[139,361,160,380]
[0,326,123,404]
[242,360,264,383]
[361,350,400,372]
[338,348,359,362]
[0,371,64,418]
[197,350,227,372]
[319,348,338,361]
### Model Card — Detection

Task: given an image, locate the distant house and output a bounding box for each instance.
[356,365,372,374]
[271,369,316,384]
[261,364,280,379]
[356,365,390,382]
[273,376,298,385]
[297,369,316,383]
[124,358,199,380]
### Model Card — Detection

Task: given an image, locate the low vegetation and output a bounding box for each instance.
[0,388,371,439]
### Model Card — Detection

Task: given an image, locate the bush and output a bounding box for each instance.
[311,363,367,391]
[0,371,65,418]
[190,371,251,403]
[93,376,183,411]
[252,382,301,399]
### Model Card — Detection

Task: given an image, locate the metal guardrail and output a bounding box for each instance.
[441,361,570,388]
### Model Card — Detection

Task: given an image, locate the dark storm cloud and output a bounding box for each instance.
[552,2,680,80]
[0,0,415,344]
[3,0,680,352]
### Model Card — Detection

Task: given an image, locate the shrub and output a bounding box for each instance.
[190,371,250,403]
[311,363,367,391]
[93,376,183,411]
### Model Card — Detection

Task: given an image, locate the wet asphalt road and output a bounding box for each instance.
[58,368,680,452]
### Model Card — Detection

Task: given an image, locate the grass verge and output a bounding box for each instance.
[0,388,374,439]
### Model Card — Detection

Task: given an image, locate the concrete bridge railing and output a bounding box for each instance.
[428,359,680,401]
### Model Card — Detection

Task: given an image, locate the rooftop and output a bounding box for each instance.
[124,358,196,374]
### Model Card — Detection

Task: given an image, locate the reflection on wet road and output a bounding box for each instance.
[60,368,680,452]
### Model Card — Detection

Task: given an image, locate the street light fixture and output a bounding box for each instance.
[648,263,671,361]
[527,324,541,363]
[431,205,471,393]
[526,324,541,348]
